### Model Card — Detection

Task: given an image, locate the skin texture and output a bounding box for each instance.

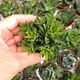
[0,14,43,80]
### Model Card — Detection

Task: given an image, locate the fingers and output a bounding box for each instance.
[0,14,36,30]
[11,27,20,35]
[9,45,17,52]
[6,45,23,52]
[9,46,23,52]
[6,34,23,46]
[16,52,43,71]
[14,34,23,44]
[1,28,13,42]
[17,46,23,52]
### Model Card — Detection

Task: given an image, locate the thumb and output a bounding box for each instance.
[16,52,43,71]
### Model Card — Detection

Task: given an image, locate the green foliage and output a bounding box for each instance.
[61,51,77,68]
[57,10,76,24]
[0,0,19,16]
[12,74,20,80]
[61,28,79,49]
[40,64,63,80]
[0,0,58,16]
[0,0,80,80]
[60,73,80,80]
[75,0,80,13]
[20,14,64,61]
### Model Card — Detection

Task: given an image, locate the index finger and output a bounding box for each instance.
[0,14,36,30]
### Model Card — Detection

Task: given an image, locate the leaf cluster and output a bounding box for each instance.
[0,0,58,16]
[20,14,64,61]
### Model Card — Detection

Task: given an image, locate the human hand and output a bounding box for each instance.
[0,14,43,80]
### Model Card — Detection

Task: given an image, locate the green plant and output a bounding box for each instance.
[20,14,64,61]
[0,0,80,80]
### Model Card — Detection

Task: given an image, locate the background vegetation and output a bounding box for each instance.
[0,0,80,80]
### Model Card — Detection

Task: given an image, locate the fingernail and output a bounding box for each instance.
[33,16,36,21]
